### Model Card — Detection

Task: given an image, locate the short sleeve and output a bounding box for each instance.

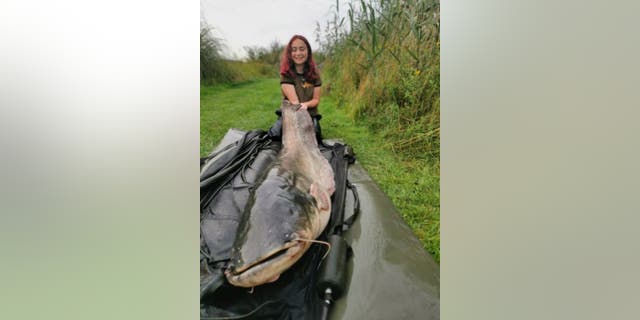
[280,73,295,85]
[314,76,322,87]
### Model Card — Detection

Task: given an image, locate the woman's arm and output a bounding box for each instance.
[281,84,299,103]
[300,87,321,111]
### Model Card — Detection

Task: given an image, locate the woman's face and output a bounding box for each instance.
[290,39,308,66]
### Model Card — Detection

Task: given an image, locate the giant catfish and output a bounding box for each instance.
[225,100,335,288]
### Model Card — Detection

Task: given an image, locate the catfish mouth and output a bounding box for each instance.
[228,240,302,277]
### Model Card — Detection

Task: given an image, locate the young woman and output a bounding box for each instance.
[268,35,323,142]
[280,35,322,113]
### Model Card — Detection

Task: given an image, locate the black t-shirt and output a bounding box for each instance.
[280,72,322,115]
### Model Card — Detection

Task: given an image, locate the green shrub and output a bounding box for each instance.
[200,22,235,85]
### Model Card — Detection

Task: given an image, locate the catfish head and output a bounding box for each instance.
[225,168,329,288]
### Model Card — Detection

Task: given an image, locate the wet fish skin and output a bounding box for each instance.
[225,100,335,287]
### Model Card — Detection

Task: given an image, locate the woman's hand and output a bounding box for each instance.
[298,103,308,111]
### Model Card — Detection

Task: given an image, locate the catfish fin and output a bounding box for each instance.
[310,182,331,211]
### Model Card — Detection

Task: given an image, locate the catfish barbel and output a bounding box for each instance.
[225,100,335,288]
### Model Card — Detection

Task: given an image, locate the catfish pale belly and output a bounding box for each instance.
[225,100,335,288]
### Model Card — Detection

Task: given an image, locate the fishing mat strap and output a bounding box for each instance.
[327,143,348,236]
[342,180,360,230]
[326,143,358,235]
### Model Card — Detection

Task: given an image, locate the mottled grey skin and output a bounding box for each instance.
[225,100,335,288]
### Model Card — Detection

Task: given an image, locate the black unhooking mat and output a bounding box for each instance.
[200,129,356,320]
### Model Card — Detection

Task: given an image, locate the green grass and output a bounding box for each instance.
[201,78,439,262]
[200,79,282,155]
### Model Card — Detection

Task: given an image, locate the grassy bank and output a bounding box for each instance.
[201,78,439,261]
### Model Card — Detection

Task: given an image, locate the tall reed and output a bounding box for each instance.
[319,0,440,160]
[200,21,234,84]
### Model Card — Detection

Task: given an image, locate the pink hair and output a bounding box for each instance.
[279,35,320,81]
